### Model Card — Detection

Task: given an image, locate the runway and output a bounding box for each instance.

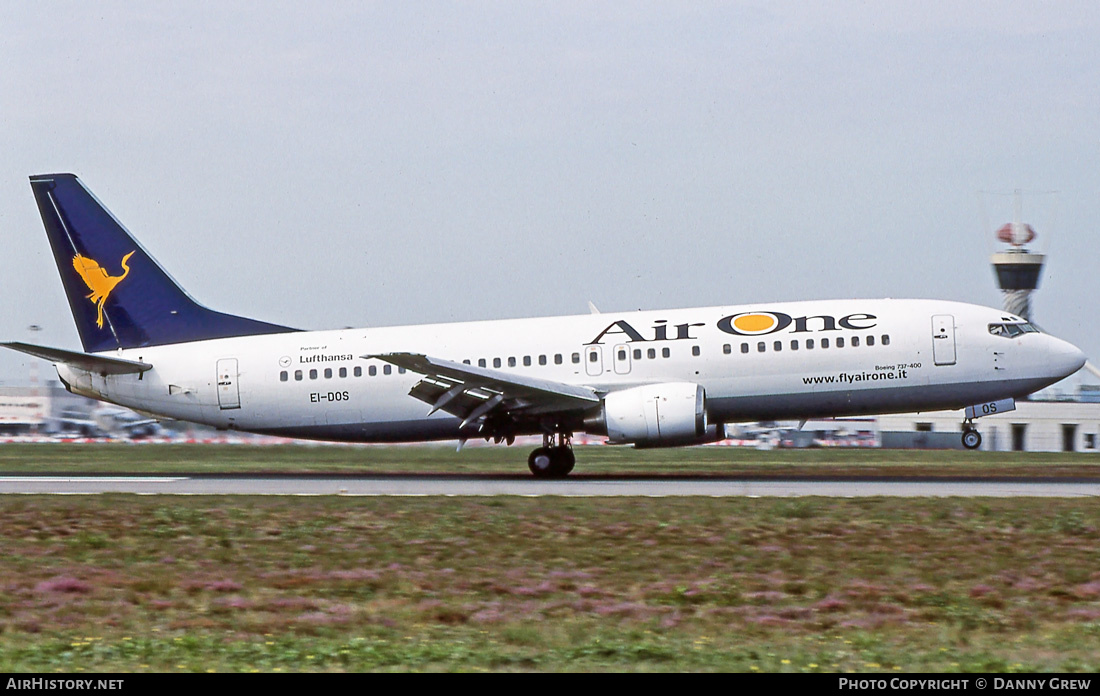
[2,473,1100,497]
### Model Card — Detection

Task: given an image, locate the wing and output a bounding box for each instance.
[365,352,601,429]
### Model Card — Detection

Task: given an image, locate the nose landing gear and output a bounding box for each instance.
[960,398,1015,451]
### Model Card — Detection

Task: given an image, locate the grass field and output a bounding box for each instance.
[1,443,1100,672]
[2,441,1100,477]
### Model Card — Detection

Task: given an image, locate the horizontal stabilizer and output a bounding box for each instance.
[1,342,152,375]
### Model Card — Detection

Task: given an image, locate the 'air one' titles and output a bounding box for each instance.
[587,311,879,345]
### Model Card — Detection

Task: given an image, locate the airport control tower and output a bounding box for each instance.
[991,199,1045,321]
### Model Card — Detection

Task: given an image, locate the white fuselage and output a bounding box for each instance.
[56,298,1084,442]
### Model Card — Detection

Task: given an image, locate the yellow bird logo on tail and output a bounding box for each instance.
[72,251,135,328]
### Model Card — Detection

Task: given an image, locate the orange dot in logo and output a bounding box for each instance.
[732,313,777,334]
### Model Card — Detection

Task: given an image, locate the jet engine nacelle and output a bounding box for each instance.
[588,382,718,446]
[631,422,727,449]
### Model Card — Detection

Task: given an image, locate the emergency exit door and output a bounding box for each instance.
[612,344,632,375]
[931,315,957,366]
[217,358,241,410]
[584,345,604,376]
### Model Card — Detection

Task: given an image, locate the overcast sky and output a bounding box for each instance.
[2,2,1099,389]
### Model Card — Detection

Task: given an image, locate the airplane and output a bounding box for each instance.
[43,406,161,440]
[2,173,1087,476]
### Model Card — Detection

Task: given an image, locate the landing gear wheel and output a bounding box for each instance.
[962,429,982,450]
[528,447,555,477]
[553,446,575,476]
[528,446,575,478]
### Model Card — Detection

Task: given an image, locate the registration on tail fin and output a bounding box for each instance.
[29,174,297,353]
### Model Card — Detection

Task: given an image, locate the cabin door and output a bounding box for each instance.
[931,315,957,366]
[216,358,241,410]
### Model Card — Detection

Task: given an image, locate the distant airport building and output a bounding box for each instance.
[876,394,1100,452]
[1079,385,1100,404]
[745,394,1100,453]
[0,381,101,437]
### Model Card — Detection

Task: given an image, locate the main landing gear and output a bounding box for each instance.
[961,418,982,450]
[528,432,575,478]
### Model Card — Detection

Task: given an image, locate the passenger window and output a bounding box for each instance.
[633,349,642,360]
[309,369,318,379]
[662,347,670,358]
[572,353,580,364]
[493,358,502,368]
[806,339,814,349]
[867,335,875,347]
[852,336,859,347]
[478,358,487,368]
[741,343,749,354]
[539,355,547,366]
[324,368,332,379]
[369,366,377,376]
[692,346,700,357]
[618,348,627,361]
[383,365,391,375]
[295,370,303,381]
[773,341,782,352]
[821,338,830,349]
[648,348,656,359]
[882,335,890,346]
[791,340,798,351]
[589,351,599,363]
[280,371,288,382]
[723,344,731,354]
[398,367,406,374]
[757,342,765,353]
[354,366,362,377]
[523,356,531,367]
[555,354,563,365]
[836,337,844,348]
[339,367,347,378]
[508,357,516,367]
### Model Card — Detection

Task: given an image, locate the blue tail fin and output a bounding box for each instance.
[30,173,298,353]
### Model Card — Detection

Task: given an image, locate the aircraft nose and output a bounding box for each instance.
[1048,336,1087,379]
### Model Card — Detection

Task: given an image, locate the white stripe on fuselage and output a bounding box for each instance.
[58,298,1078,441]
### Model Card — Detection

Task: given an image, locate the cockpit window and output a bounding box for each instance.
[989,322,1040,338]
